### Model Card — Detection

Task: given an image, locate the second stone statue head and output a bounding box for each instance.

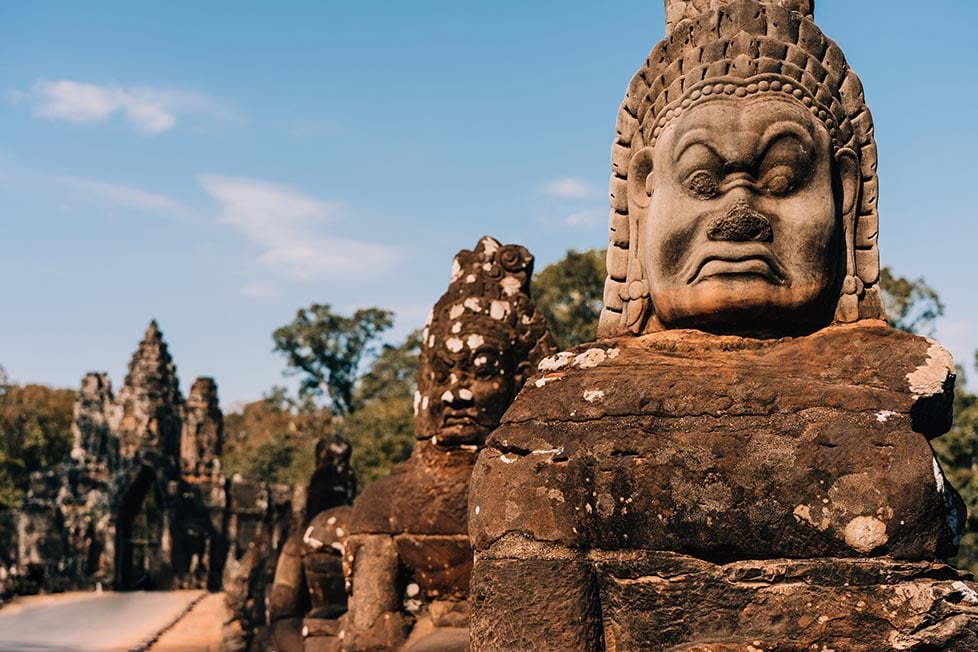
[414,236,555,447]
[599,0,886,338]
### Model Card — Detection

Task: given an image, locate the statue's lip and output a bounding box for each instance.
[443,411,479,426]
[686,245,785,284]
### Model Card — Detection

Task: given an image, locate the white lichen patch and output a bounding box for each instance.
[574,348,608,369]
[875,410,898,423]
[792,504,830,531]
[531,447,564,456]
[449,304,465,320]
[446,338,464,353]
[534,376,560,388]
[606,348,620,359]
[539,352,575,372]
[844,516,888,553]
[466,274,477,283]
[464,297,482,312]
[326,516,337,526]
[933,457,946,493]
[450,259,462,281]
[474,355,488,367]
[302,526,324,550]
[458,388,474,401]
[951,581,978,604]
[583,389,605,403]
[500,276,521,296]
[499,454,517,464]
[441,390,454,403]
[330,542,344,553]
[481,237,499,255]
[421,396,429,411]
[467,334,485,349]
[490,300,510,320]
[906,342,954,397]
[413,390,421,416]
[460,444,478,452]
[451,322,462,334]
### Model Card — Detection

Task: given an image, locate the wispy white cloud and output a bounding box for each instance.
[544,177,596,199]
[199,175,398,279]
[564,209,606,228]
[55,175,192,219]
[10,79,235,134]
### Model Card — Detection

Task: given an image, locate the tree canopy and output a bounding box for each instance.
[532,248,606,349]
[879,266,945,336]
[272,304,393,416]
[0,372,75,509]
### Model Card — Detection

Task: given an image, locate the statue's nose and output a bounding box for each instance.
[441,387,474,406]
[706,199,773,242]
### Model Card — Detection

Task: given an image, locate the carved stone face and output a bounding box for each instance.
[416,332,516,447]
[636,95,847,334]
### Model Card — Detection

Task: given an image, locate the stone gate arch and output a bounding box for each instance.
[114,465,169,590]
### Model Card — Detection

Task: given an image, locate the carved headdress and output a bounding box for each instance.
[415,236,556,440]
[598,0,885,337]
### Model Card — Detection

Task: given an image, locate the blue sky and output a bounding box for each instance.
[2,1,977,406]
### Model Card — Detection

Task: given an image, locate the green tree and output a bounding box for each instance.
[342,330,421,489]
[222,395,321,486]
[879,266,945,337]
[533,249,606,348]
[226,327,419,490]
[0,374,76,509]
[272,305,394,416]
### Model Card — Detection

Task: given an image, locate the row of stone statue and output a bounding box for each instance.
[270,1,978,649]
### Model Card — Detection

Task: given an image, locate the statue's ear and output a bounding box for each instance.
[836,147,859,227]
[627,147,655,210]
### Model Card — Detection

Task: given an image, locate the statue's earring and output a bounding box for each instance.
[836,274,863,323]
[834,148,861,324]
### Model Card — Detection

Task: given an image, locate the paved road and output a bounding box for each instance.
[0,590,202,652]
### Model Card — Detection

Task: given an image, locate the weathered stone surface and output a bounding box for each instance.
[111,320,184,459]
[473,325,962,563]
[665,0,814,33]
[595,553,978,651]
[181,376,223,474]
[70,372,116,467]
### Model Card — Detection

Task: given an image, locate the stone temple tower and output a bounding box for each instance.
[111,320,184,460]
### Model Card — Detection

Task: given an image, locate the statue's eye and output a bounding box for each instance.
[685,170,719,199]
[760,167,795,196]
[471,353,501,379]
[758,136,811,196]
[431,358,450,383]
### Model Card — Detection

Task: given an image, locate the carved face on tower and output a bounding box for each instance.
[415,237,556,447]
[598,0,886,338]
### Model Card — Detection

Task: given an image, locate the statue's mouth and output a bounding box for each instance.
[443,411,480,428]
[686,245,786,285]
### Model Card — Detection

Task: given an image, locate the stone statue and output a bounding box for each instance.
[342,236,555,652]
[598,0,881,338]
[469,2,978,649]
[269,435,357,652]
